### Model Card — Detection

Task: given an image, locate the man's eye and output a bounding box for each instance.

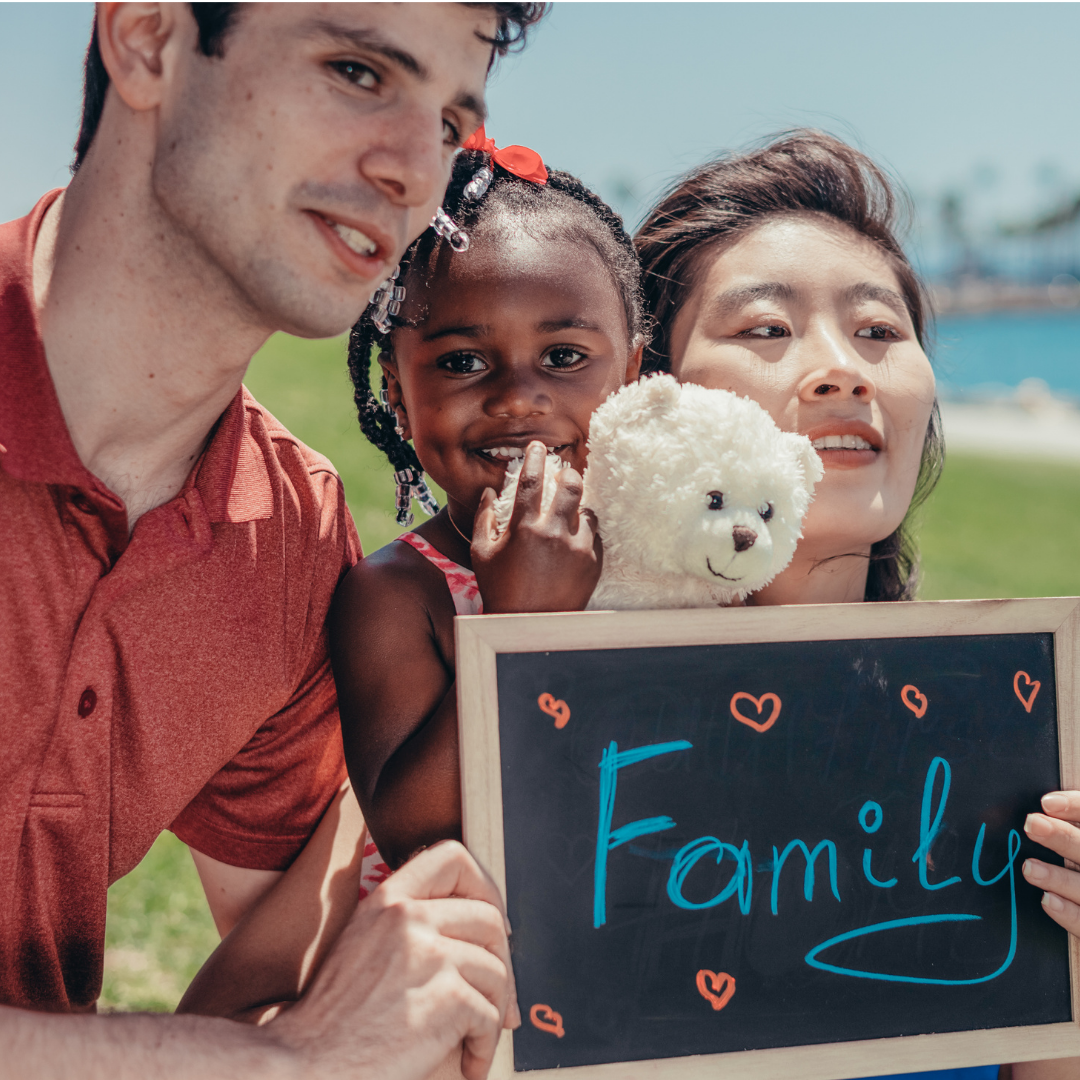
[443,118,461,146]
[856,324,900,341]
[330,61,378,90]
[738,324,788,339]
[542,347,587,370]
[438,352,486,375]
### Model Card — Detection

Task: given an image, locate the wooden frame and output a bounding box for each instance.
[456,597,1080,1079]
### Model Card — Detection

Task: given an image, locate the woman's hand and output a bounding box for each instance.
[1022,791,1080,931]
[471,441,602,614]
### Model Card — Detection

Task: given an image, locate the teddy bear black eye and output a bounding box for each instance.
[760,503,774,522]
[707,491,724,511]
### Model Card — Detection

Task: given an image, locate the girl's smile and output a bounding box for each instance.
[384,228,641,521]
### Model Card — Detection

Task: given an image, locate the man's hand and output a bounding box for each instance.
[272,840,519,1080]
[472,441,602,614]
[1023,791,1080,932]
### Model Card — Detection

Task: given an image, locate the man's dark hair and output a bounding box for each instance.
[73,2,547,170]
[634,130,944,603]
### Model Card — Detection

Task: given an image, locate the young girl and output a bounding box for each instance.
[330,137,646,869]
[634,128,1077,1080]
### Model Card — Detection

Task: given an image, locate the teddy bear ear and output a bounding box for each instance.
[635,372,682,413]
[784,432,825,491]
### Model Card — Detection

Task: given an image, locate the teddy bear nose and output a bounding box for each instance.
[732,525,758,553]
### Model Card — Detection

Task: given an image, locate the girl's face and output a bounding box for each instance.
[668,214,935,563]
[385,225,641,518]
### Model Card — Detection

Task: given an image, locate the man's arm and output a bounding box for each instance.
[191,850,283,939]
[1,842,518,1080]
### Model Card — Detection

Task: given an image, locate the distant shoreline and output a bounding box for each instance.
[932,280,1080,315]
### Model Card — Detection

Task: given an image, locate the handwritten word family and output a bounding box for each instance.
[584,669,1041,986]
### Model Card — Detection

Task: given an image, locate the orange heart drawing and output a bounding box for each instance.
[1014,670,1041,714]
[695,969,736,1012]
[901,684,928,719]
[729,692,781,733]
[537,693,570,729]
[529,1003,565,1038]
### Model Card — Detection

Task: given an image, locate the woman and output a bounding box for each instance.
[634,128,1078,1080]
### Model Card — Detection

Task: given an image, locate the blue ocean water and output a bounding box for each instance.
[934,310,1080,396]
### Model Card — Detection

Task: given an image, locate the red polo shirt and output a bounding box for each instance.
[0,193,358,1012]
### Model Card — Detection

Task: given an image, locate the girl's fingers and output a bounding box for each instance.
[1037,888,1080,937]
[1023,858,1080,906]
[547,467,585,530]
[471,488,498,548]
[1040,791,1080,820]
[1024,812,1080,864]
[509,442,548,529]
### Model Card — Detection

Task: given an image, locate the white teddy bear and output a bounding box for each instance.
[494,374,823,610]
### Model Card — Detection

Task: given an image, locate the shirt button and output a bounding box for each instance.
[77,688,97,718]
[71,493,94,514]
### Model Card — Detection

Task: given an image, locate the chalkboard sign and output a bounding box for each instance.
[456,599,1080,1079]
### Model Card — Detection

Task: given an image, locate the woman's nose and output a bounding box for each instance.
[483,370,552,418]
[795,329,877,404]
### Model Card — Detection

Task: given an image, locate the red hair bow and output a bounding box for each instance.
[463,126,547,185]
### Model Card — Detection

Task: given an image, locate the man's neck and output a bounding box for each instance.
[32,153,274,531]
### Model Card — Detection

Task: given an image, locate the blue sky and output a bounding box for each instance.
[4,3,1079,243]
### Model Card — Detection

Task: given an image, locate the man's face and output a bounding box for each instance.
[151,3,494,338]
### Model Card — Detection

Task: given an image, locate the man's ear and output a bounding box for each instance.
[96,2,189,113]
[379,358,412,442]
[624,342,645,385]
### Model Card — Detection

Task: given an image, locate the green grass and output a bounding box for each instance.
[101,333,1080,1012]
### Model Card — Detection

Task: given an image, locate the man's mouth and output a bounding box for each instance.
[327,218,378,257]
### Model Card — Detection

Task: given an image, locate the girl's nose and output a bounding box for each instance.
[795,329,877,404]
[483,370,552,418]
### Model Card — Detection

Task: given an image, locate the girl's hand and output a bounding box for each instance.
[1022,791,1080,933]
[471,441,602,614]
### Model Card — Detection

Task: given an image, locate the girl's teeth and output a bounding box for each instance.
[330,221,377,256]
[811,434,874,451]
[482,447,527,460]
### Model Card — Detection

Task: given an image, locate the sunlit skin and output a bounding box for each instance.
[331,220,642,867]
[669,214,936,605]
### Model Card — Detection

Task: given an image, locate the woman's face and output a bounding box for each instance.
[668,214,935,563]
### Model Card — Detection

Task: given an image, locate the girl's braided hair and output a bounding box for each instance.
[634,130,944,602]
[347,149,646,524]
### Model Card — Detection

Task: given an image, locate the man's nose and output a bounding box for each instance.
[358,110,448,210]
[732,525,757,553]
[795,328,877,403]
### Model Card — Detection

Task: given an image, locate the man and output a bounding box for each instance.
[0,3,543,1076]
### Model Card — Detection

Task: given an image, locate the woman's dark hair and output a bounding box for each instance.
[73,2,548,170]
[634,130,944,602]
[346,150,645,509]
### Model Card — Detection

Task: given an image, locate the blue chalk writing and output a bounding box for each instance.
[770,840,840,914]
[594,739,692,928]
[911,756,962,891]
[862,849,898,888]
[668,837,753,913]
[859,800,897,887]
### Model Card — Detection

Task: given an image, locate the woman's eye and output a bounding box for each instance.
[542,347,588,370]
[760,503,774,522]
[707,491,724,511]
[438,352,487,375]
[737,324,788,339]
[330,61,378,90]
[856,324,901,341]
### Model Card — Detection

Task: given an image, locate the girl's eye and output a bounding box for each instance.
[542,347,588,370]
[856,324,901,341]
[438,352,487,375]
[737,324,788,339]
[330,61,378,90]
[707,491,724,511]
[760,503,774,522]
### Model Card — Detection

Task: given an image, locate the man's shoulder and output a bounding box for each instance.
[240,386,340,482]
